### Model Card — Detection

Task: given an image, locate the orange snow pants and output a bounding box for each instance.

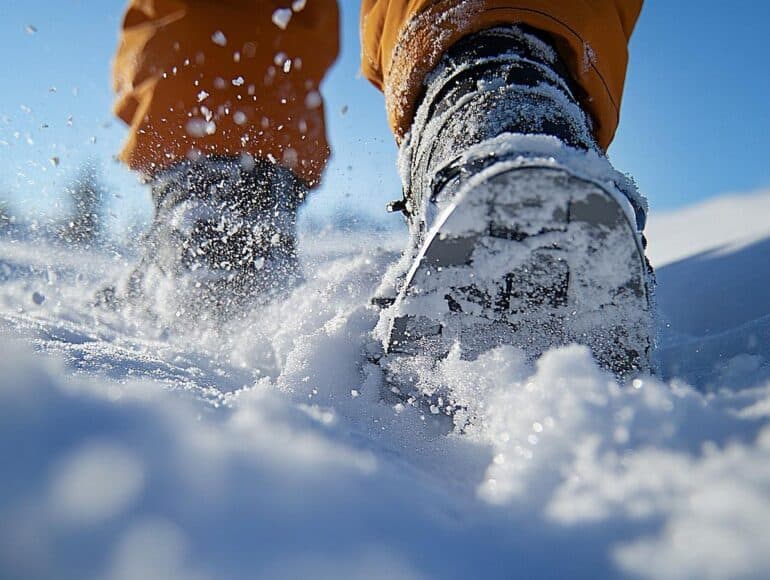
[114,0,642,187]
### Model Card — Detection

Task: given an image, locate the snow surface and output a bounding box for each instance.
[1,189,770,579]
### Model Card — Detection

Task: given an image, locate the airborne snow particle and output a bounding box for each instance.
[272,8,292,30]
[304,90,322,109]
[197,90,209,103]
[239,153,256,171]
[292,0,307,11]
[50,157,60,167]
[25,25,37,34]
[32,291,45,305]
[282,148,298,167]
[211,30,227,46]
[232,76,245,87]
[186,119,217,137]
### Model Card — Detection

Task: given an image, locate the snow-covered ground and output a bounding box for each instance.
[1,189,770,580]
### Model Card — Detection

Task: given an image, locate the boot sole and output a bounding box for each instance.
[381,165,654,409]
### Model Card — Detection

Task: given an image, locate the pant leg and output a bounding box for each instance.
[113,0,339,187]
[361,0,642,151]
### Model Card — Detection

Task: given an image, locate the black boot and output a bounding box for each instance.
[377,26,654,406]
[99,156,306,321]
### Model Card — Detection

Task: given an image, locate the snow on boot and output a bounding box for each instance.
[97,156,305,322]
[375,26,655,411]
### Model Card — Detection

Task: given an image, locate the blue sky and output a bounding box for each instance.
[0,0,768,232]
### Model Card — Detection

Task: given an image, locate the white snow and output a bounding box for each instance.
[1,190,770,579]
[211,31,227,47]
[48,442,145,525]
[304,90,322,109]
[271,9,293,31]
[645,188,770,266]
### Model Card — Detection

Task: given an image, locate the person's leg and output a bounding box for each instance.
[115,0,339,185]
[361,0,641,152]
[108,0,339,318]
[363,1,653,401]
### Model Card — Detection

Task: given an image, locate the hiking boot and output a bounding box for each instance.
[375,26,655,409]
[98,156,305,321]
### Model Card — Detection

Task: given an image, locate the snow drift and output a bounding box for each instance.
[1,189,770,579]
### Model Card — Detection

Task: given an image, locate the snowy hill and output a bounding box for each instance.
[1,190,770,579]
[648,190,770,390]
